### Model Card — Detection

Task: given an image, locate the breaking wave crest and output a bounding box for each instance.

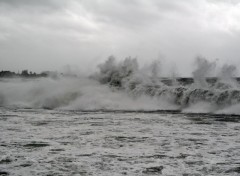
[1,56,240,115]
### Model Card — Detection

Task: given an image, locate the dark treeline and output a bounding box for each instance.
[0,70,50,78]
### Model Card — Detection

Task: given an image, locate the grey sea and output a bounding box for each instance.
[0,108,240,176]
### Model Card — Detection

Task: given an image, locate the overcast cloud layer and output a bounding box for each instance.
[0,0,240,76]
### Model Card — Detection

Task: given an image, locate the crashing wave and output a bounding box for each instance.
[91,56,240,113]
[1,56,240,114]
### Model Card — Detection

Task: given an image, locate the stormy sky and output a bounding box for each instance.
[0,0,240,76]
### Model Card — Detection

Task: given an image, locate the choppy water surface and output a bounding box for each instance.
[0,108,240,176]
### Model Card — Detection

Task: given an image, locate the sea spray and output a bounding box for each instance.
[192,56,217,88]
[1,56,240,114]
[93,56,240,113]
[0,77,176,110]
[214,64,238,89]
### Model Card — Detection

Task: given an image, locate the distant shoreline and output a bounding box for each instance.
[0,70,49,78]
[0,70,78,79]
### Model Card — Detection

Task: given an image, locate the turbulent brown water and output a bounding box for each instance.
[0,108,240,176]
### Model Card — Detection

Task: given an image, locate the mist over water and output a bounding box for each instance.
[1,56,240,114]
[0,77,175,111]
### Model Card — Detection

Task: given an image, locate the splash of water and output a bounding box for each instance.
[0,77,176,111]
[0,56,240,114]
[192,56,217,87]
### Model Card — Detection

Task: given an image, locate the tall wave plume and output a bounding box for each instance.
[1,56,240,114]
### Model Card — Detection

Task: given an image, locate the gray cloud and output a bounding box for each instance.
[0,0,67,9]
[207,0,240,5]
[0,0,240,76]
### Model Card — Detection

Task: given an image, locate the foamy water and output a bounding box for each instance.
[0,108,239,175]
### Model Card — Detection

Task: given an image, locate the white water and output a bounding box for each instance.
[0,109,239,176]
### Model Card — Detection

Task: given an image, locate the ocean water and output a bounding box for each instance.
[0,108,240,176]
[1,59,240,176]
